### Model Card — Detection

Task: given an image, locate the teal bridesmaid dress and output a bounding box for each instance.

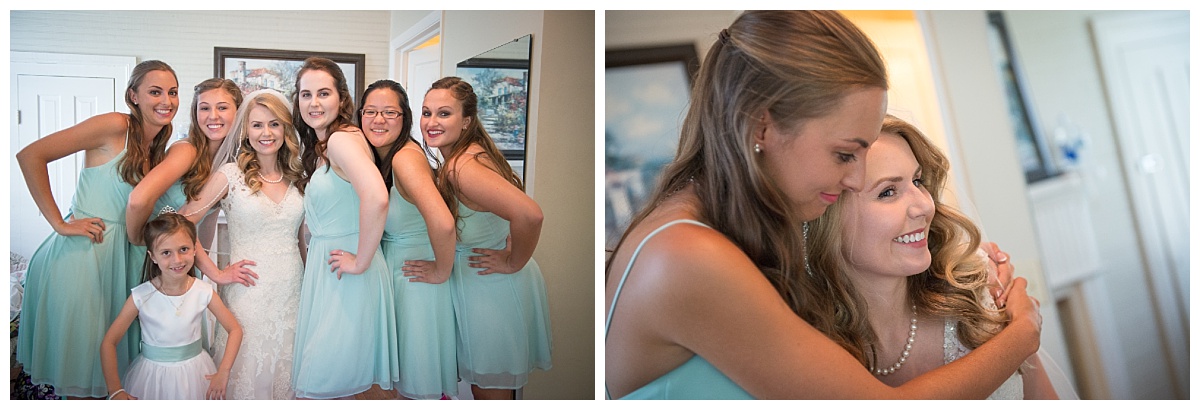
[380,186,458,399]
[291,166,399,399]
[449,203,552,389]
[16,148,139,398]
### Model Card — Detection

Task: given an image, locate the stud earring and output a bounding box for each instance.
[754,143,763,154]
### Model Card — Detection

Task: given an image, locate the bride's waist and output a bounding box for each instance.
[224,246,303,258]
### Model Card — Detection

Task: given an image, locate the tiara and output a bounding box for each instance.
[156,205,178,216]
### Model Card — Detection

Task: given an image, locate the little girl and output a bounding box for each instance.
[100,212,243,400]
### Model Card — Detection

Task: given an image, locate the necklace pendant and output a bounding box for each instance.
[175,307,182,317]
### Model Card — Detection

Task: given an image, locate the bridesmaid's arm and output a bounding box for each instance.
[451,151,542,274]
[180,170,257,286]
[393,145,455,284]
[16,112,126,242]
[326,131,387,277]
[126,141,197,245]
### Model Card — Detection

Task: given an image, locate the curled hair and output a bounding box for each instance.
[184,78,243,201]
[604,11,888,319]
[118,60,178,186]
[803,115,1005,370]
[232,92,304,194]
[140,212,199,283]
[293,57,359,192]
[357,79,428,191]
[428,77,524,226]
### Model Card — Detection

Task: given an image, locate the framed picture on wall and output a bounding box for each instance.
[604,44,699,249]
[985,11,1059,183]
[214,47,366,105]
[456,59,530,161]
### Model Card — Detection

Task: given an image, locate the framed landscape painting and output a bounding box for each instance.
[214,47,365,105]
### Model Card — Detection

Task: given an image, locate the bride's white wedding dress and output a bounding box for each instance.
[210,163,304,399]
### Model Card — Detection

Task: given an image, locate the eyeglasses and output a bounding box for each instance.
[361,109,403,119]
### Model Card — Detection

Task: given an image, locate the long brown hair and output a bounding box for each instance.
[234,92,304,194]
[803,115,1005,369]
[140,212,200,283]
[118,60,178,186]
[428,76,524,225]
[293,57,358,193]
[604,11,888,318]
[184,78,243,200]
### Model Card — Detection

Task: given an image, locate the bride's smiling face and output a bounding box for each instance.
[246,105,285,156]
[838,132,935,280]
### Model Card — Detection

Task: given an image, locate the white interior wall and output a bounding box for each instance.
[9,10,391,134]
[1001,10,1180,399]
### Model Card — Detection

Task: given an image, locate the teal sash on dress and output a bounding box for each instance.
[140,339,202,362]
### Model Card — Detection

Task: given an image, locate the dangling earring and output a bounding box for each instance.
[754,143,763,154]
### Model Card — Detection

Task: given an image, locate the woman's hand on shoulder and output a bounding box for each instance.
[979,242,1013,306]
[1001,277,1042,355]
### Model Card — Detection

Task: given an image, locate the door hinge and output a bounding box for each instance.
[16,110,20,125]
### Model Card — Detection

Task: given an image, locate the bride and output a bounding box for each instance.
[180,89,305,399]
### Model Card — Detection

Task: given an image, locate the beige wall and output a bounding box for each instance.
[439,10,596,399]
[9,10,391,134]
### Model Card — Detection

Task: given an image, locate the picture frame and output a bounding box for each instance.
[986,11,1059,183]
[604,44,699,249]
[214,47,366,105]
[456,58,530,161]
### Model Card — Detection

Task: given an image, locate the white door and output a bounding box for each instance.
[11,75,116,258]
[407,42,441,147]
[1091,10,1188,396]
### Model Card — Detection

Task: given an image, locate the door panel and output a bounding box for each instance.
[11,75,115,258]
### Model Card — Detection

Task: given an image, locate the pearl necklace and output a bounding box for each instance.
[259,172,284,184]
[872,304,917,376]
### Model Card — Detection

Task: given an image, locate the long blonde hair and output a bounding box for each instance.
[803,115,1005,369]
[605,11,888,317]
[229,91,303,194]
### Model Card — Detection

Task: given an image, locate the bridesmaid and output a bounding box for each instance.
[290,57,399,399]
[359,79,458,400]
[188,79,241,249]
[422,77,552,400]
[15,60,181,398]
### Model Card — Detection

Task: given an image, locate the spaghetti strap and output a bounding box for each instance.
[604,219,711,337]
[604,219,711,399]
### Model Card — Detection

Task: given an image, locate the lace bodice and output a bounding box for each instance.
[217,163,304,267]
[943,318,1024,399]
